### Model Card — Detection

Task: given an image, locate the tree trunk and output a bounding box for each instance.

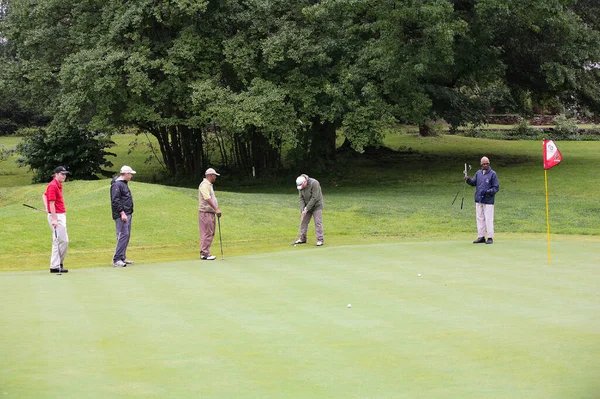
[307,118,337,170]
[147,124,205,178]
[250,129,282,176]
[419,123,432,137]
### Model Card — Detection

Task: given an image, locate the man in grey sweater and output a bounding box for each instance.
[294,174,325,246]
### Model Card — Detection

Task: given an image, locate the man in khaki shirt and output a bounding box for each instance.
[198,168,222,260]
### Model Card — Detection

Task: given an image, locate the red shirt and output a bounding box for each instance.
[45,178,66,213]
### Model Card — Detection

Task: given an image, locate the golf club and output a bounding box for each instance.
[23,203,45,212]
[451,163,468,206]
[292,215,303,246]
[460,164,472,209]
[217,215,224,260]
[451,188,461,206]
[54,228,63,275]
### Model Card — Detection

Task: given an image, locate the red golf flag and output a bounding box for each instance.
[543,139,562,170]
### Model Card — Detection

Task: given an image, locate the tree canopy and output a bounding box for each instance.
[1,0,599,179]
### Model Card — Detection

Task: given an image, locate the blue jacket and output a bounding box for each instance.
[466,168,499,204]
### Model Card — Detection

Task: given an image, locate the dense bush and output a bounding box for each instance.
[16,127,116,182]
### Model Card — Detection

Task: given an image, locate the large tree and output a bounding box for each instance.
[2,0,599,178]
[474,0,600,114]
[3,0,225,177]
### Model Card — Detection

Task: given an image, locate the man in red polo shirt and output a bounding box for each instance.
[44,166,70,273]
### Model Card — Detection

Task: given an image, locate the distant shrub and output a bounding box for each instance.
[552,115,579,139]
[463,126,481,138]
[507,118,539,140]
[0,144,16,162]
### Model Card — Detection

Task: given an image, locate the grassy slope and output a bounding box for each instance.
[1,133,599,271]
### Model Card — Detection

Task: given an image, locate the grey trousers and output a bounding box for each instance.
[299,209,324,242]
[113,215,132,262]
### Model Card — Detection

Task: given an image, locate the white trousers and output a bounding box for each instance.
[475,203,494,238]
[47,213,69,268]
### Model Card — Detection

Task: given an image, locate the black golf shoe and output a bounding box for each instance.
[473,237,486,244]
[486,238,494,244]
[50,268,68,273]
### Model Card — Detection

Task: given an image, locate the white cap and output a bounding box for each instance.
[296,175,307,190]
[120,165,136,174]
[205,168,220,176]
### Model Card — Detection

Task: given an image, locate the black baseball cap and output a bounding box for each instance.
[54,166,69,174]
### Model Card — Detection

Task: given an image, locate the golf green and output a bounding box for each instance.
[1,240,598,398]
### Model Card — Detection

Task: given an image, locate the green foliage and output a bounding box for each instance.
[0,51,50,135]
[2,0,600,174]
[0,143,15,162]
[476,0,600,113]
[507,117,540,140]
[552,114,579,139]
[15,127,116,182]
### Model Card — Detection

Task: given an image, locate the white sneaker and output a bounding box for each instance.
[112,260,126,268]
[316,240,323,246]
[123,259,134,265]
[201,255,217,260]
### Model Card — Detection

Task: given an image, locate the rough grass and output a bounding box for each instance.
[1,133,600,271]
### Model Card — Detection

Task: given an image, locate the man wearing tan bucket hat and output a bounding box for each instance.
[198,168,222,260]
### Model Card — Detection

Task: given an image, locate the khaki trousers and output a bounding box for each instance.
[300,209,324,242]
[199,211,216,257]
[475,203,495,238]
[47,213,69,268]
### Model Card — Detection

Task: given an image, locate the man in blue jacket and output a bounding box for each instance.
[465,156,500,244]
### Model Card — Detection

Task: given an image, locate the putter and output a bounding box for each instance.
[54,228,63,275]
[292,215,303,246]
[217,215,224,260]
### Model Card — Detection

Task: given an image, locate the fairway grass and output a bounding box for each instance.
[1,241,598,399]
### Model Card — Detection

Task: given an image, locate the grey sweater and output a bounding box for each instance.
[298,175,324,212]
